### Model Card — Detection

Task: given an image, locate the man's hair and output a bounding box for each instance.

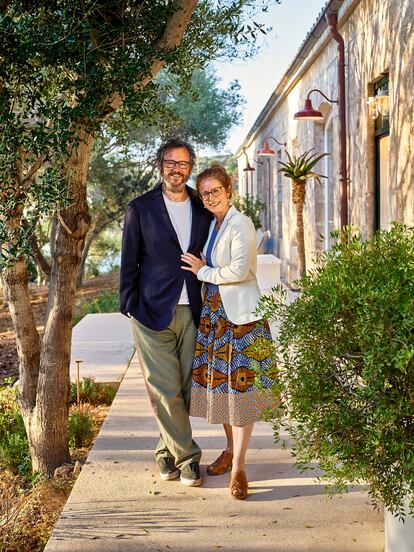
[156,137,196,167]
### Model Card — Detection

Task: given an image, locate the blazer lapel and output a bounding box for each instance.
[211,206,237,256]
[151,183,181,248]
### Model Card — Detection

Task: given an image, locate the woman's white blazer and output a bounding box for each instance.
[197,206,261,325]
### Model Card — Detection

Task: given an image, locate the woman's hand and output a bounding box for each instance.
[181,252,207,274]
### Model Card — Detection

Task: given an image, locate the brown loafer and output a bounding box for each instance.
[206,450,233,476]
[230,470,248,500]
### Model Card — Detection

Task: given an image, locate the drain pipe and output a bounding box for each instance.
[326,11,348,230]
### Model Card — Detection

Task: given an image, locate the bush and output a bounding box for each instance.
[258,223,414,517]
[0,385,31,475]
[68,404,95,449]
[73,288,119,326]
[232,192,265,229]
[70,377,116,406]
[0,432,31,475]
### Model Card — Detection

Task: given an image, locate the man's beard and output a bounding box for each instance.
[163,172,188,193]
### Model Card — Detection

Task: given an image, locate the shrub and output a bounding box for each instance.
[0,386,31,475]
[232,192,265,229]
[73,288,119,326]
[68,404,95,449]
[0,432,31,475]
[70,377,116,406]
[258,223,414,517]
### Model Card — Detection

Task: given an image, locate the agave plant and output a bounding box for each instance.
[278,149,329,278]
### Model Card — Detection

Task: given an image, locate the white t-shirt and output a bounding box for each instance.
[163,194,192,305]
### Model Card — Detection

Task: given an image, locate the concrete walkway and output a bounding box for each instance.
[46,314,384,552]
[70,313,134,385]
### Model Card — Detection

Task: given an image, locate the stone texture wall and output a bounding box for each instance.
[239,0,414,284]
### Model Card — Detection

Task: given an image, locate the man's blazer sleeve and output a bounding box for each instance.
[120,202,141,317]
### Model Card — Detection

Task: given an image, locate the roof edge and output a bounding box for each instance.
[236,0,345,156]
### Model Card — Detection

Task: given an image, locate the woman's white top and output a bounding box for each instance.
[197,206,261,325]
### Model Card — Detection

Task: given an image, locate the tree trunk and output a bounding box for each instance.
[292,180,307,278]
[50,215,57,260]
[1,259,41,417]
[29,128,94,475]
[3,128,94,476]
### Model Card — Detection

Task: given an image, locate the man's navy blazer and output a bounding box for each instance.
[120,183,212,331]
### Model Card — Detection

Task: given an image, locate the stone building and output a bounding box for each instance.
[237,0,414,284]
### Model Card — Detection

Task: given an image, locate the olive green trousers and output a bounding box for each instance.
[131,306,201,469]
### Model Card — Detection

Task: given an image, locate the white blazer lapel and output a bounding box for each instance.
[202,206,236,255]
[209,206,237,259]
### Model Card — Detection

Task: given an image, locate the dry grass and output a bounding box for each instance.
[0,405,110,552]
[0,473,72,552]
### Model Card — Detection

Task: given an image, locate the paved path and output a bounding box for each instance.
[70,313,134,385]
[46,312,384,551]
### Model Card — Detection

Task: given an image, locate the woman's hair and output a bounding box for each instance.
[196,163,233,199]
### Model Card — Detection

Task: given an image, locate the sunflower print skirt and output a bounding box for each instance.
[190,284,274,426]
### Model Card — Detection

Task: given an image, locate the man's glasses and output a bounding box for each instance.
[163,159,191,170]
[199,186,224,201]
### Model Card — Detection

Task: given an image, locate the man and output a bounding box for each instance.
[120,138,211,486]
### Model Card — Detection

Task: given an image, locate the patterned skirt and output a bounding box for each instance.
[190,284,274,426]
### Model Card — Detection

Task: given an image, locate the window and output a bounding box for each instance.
[374,75,390,230]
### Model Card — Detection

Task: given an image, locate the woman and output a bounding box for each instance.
[181,164,273,500]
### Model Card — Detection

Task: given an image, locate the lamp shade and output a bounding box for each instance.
[294,98,324,121]
[243,161,255,172]
[257,139,276,156]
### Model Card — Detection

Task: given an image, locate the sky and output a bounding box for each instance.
[211,0,328,155]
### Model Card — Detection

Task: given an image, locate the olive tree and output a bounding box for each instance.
[0,0,278,475]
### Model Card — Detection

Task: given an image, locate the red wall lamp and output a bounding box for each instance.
[294,11,348,232]
[242,149,262,196]
[242,148,256,173]
[257,136,286,156]
[294,89,337,120]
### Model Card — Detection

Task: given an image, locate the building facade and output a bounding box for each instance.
[238,0,414,283]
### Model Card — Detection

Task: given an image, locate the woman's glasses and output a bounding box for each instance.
[199,186,224,201]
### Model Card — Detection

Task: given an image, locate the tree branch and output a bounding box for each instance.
[78,0,101,51]
[22,219,51,279]
[107,1,198,113]
[23,154,46,188]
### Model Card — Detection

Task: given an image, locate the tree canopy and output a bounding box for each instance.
[0,0,273,265]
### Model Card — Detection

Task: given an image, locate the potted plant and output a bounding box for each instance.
[258,224,414,550]
[278,149,328,277]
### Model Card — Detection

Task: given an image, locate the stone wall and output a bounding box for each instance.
[238,0,414,284]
